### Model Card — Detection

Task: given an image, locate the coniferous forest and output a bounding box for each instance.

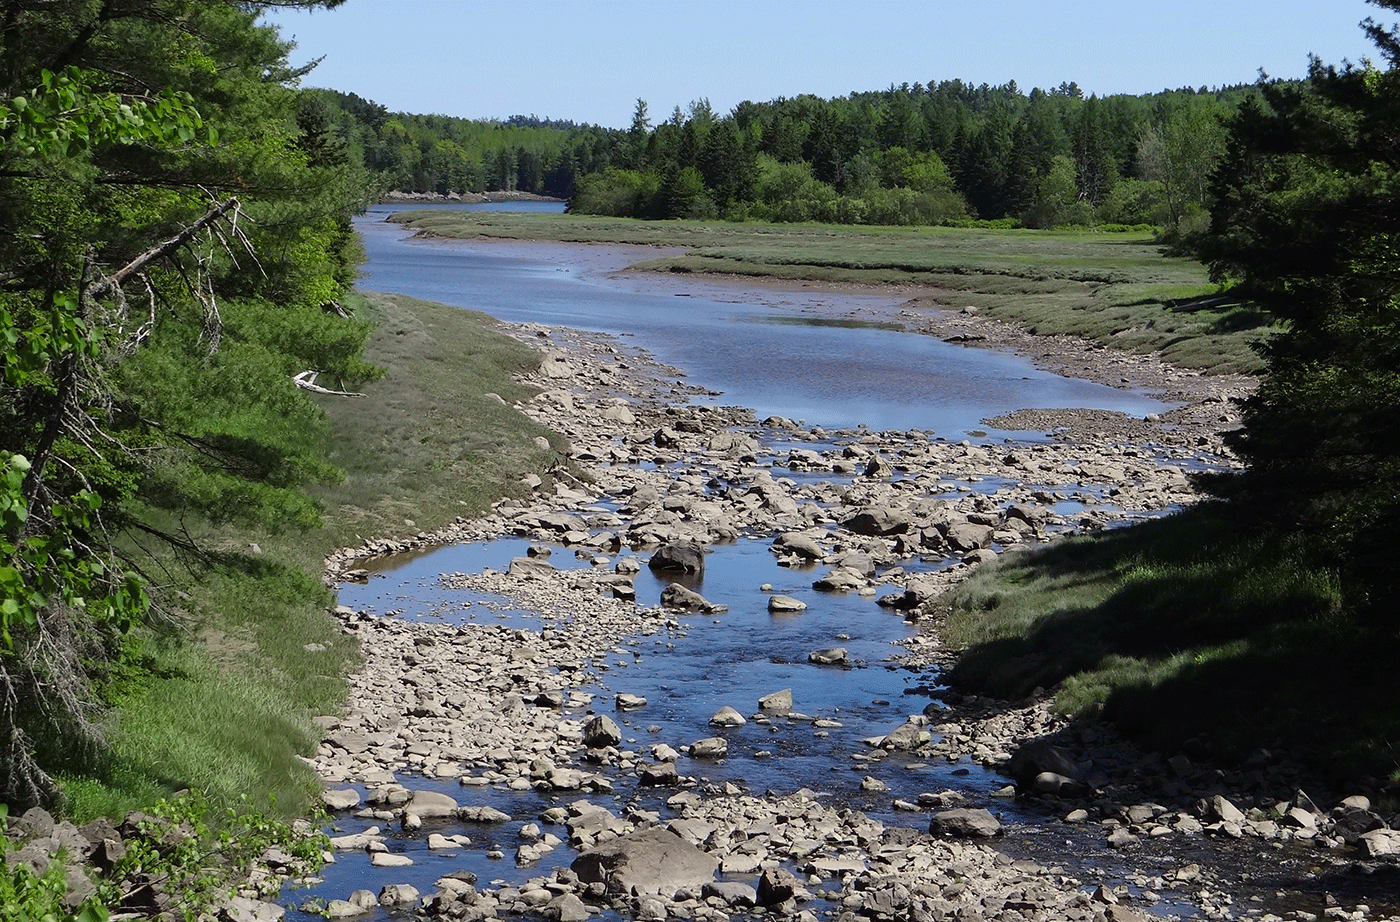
[320,79,1258,238]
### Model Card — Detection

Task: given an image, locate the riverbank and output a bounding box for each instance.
[300,287,1400,921]
[387,209,1272,378]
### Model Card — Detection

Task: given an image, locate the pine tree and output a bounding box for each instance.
[1196,0,1400,612]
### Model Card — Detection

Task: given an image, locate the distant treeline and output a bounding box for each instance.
[306,89,613,199]
[317,78,1266,231]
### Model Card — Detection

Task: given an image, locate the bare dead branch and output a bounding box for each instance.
[292,370,366,397]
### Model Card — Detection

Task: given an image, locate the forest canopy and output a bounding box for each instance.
[326,78,1258,234]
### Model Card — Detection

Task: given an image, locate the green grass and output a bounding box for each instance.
[391,210,1271,376]
[310,291,565,547]
[60,291,563,823]
[938,504,1400,785]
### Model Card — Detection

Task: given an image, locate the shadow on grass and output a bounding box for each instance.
[943,504,1400,780]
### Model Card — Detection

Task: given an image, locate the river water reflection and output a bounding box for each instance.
[356,203,1168,436]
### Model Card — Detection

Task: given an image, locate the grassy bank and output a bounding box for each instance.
[936,504,1400,786]
[61,292,560,822]
[391,210,1269,376]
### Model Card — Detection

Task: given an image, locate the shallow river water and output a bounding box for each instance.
[282,205,1184,918]
[356,203,1168,436]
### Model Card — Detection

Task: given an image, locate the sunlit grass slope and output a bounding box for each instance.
[62,292,562,821]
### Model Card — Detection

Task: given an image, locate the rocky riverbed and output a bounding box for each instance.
[298,309,1400,922]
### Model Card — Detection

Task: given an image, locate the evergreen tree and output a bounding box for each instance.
[1196,0,1400,612]
[1072,95,1116,206]
[0,0,372,804]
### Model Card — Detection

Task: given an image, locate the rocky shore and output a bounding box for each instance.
[274,309,1386,922]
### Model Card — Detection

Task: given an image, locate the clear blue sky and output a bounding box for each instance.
[263,0,1387,128]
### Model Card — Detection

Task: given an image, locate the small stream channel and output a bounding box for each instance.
[285,457,1186,920]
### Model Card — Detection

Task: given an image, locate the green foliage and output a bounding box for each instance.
[0,66,213,158]
[316,90,611,196]
[0,0,372,808]
[552,80,1255,229]
[1194,2,1400,615]
[0,804,108,922]
[103,789,328,921]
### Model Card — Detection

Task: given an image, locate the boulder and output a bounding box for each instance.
[756,867,800,906]
[1360,829,1400,857]
[709,706,746,727]
[615,693,648,710]
[707,432,759,455]
[808,647,849,666]
[688,737,728,759]
[582,714,622,748]
[701,880,757,907]
[945,521,994,552]
[639,762,679,787]
[1007,740,1084,790]
[878,721,929,751]
[544,893,591,922]
[758,688,793,711]
[841,506,910,537]
[929,808,1002,838]
[659,583,726,613]
[767,594,807,614]
[507,556,557,580]
[1031,771,1088,797]
[772,532,823,560]
[875,580,939,611]
[322,789,361,812]
[812,568,865,592]
[402,790,458,819]
[1211,795,1246,825]
[648,541,705,574]
[571,826,719,899]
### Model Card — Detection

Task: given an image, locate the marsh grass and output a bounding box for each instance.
[391,210,1270,376]
[939,505,1400,780]
[61,292,562,822]
[310,291,563,547]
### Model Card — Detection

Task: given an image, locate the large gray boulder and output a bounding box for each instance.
[945,521,994,552]
[767,594,807,614]
[756,867,801,906]
[1007,740,1084,790]
[402,790,458,819]
[842,506,910,536]
[929,808,1002,838]
[582,714,622,748]
[758,688,793,711]
[808,647,849,666]
[648,541,705,574]
[812,568,865,592]
[772,532,824,560]
[508,556,558,580]
[571,826,718,899]
[659,583,727,613]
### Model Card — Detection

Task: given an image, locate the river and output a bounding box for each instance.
[282,205,1182,919]
[355,203,1168,437]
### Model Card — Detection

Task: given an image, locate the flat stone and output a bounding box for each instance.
[929,808,1002,838]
